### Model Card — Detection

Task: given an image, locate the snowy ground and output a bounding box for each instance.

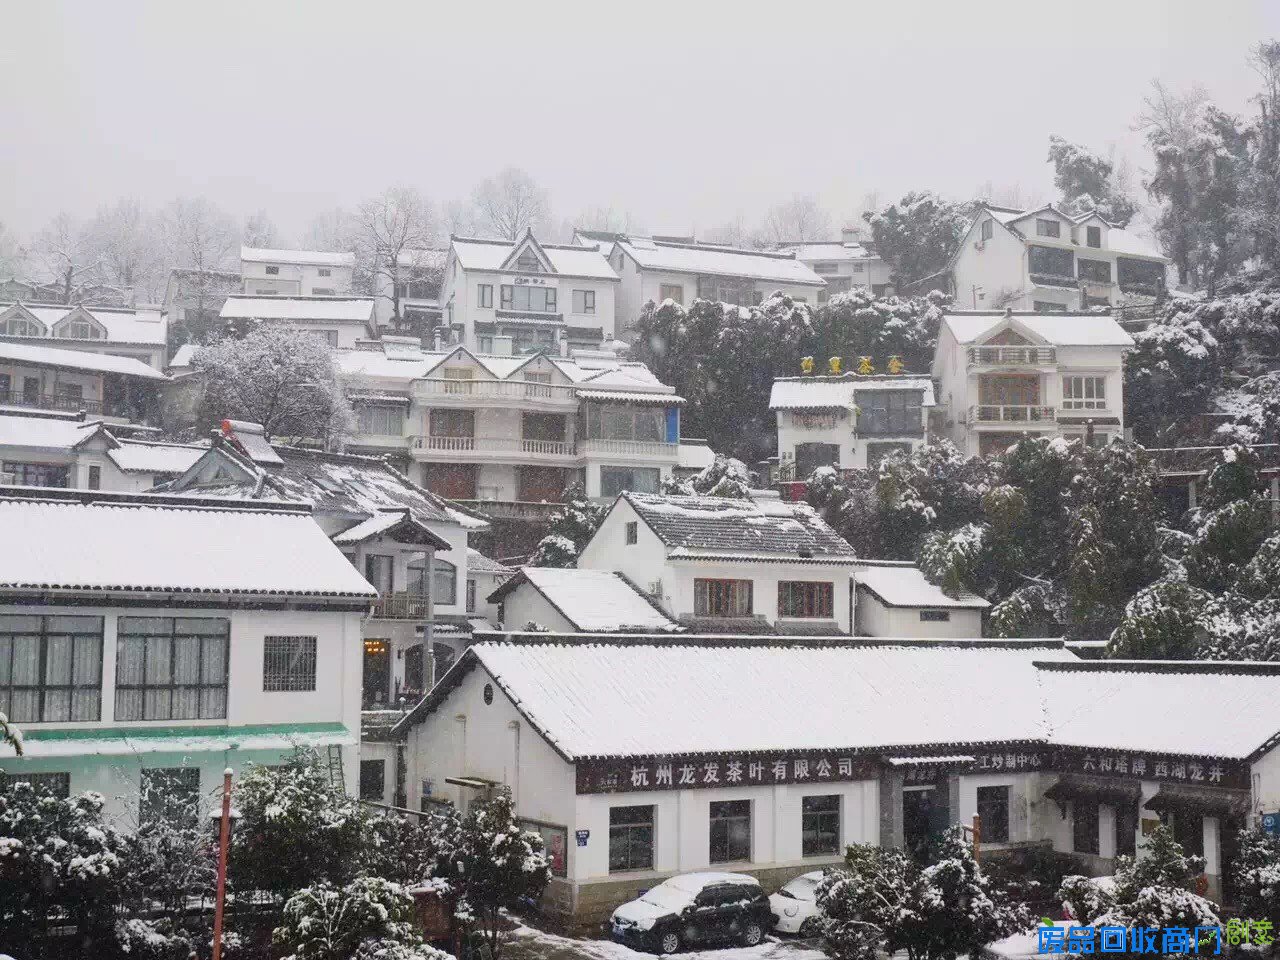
[506,924,828,960]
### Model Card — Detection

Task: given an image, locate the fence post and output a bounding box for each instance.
[972,813,981,863]
[212,768,233,960]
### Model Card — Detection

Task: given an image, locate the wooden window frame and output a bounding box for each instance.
[777,581,834,619]
[695,579,753,618]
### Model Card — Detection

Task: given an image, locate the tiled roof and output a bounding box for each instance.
[853,562,990,609]
[624,492,856,558]
[0,340,167,380]
[489,567,680,632]
[241,246,355,267]
[220,296,376,323]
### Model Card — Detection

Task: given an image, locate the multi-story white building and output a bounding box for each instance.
[768,373,935,478]
[607,236,825,342]
[0,486,376,822]
[0,339,168,425]
[945,203,1172,312]
[240,246,355,297]
[0,301,169,370]
[219,295,378,349]
[337,339,684,507]
[776,231,894,302]
[931,310,1134,458]
[436,231,619,355]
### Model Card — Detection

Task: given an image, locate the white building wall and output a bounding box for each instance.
[241,259,353,297]
[500,584,578,632]
[667,558,853,633]
[951,218,1033,310]
[578,498,669,593]
[955,772,1039,845]
[853,590,984,638]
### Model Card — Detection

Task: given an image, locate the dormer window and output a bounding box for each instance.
[0,315,46,337]
[58,320,101,339]
[1086,226,1101,248]
[1036,219,1061,239]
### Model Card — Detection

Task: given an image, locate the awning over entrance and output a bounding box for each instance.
[1144,784,1252,818]
[1044,774,1142,809]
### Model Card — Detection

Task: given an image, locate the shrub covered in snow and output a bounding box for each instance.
[662,454,753,498]
[359,805,462,887]
[527,483,606,568]
[1230,827,1280,931]
[272,876,435,960]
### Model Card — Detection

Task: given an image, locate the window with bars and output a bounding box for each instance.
[115,617,229,721]
[609,804,655,872]
[695,579,753,618]
[0,615,102,723]
[801,795,840,856]
[141,767,200,828]
[263,636,317,692]
[1062,376,1107,409]
[778,582,834,619]
[0,771,71,798]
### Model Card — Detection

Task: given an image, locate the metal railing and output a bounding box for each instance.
[969,405,1056,423]
[967,346,1057,366]
[414,379,577,402]
[412,436,576,456]
[370,592,431,620]
[0,389,110,415]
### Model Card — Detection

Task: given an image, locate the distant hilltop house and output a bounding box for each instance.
[219,294,379,349]
[931,309,1133,458]
[776,227,895,302]
[933,202,1173,312]
[240,245,355,298]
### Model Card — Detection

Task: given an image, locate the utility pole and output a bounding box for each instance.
[212,768,233,960]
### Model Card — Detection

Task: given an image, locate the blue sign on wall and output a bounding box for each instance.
[1262,813,1280,836]
[575,829,590,847]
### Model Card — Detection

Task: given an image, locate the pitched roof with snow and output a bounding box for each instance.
[490,567,680,632]
[941,312,1135,348]
[467,547,513,576]
[623,492,856,559]
[400,640,1074,757]
[0,414,105,452]
[0,489,376,599]
[616,237,825,286]
[972,204,1168,262]
[8,303,169,346]
[241,246,355,267]
[220,296,376,323]
[769,375,936,411]
[106,438,208,475]
[451,236,619,280]
[776,241,875,262]
[0,340,167,380]
[853,562,989,610]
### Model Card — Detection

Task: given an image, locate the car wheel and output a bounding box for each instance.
[798,918,821,938]
[740,921,764,947]
[658,930,681,954]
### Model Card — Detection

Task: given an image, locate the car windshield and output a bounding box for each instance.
[641,884,696,912]
[779,876,819,901]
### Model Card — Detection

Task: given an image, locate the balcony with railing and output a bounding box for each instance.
[0,389,117,417]
[414,378,578,405]
[411,434,578,461]
[370,591,431,620]
[578,437,679,459]
[968,404,1057,424]
[967,346,1057,367]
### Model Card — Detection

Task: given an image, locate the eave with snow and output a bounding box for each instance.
[219,294,378,348]
[0,301,169,371]
[392,634,1280,925]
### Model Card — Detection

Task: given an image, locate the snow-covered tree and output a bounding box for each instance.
[818,829,1028,960]
[354,187,439,326]
[358,807,461,886]
[273,876,450,960]
[0,784,130,956]
[0,711,19,754]
[444,788,550,960]
[1229,827,1280,932]
[1243,42,1280,273]
[243,208,281,248]
[229,753,366,897]
[1107,580,1214,659]
[161,195,240,345]
[810,288,948,374]
[1047,135,1137,227]
[194,324,355,445]
[1124,303,1223,446]
[527,483,606,568]
[862,192,973,289]
[662,454,753,498]
[762,194,832,244]
[471,167,550,241]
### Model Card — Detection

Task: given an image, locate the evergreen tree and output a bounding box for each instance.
[663,454,753,498]
[1107,580,1214,659]
[1229,827,1280,931]
[527,483,607,568]
[863,192,974,289]
[1047,135,1137,227]
[273,876,451,960]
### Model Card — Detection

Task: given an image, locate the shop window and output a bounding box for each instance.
[778,582,834,619]
[262,636,317,692]
[801,795,840,856]
[141,767,200,828]
[695,579,753,618]
[609,804,655,872]
[710,799,752,863]
[977,785,1010,843]
[1073,800,1100,855]
[115,617,229,721]
[360,759,386,801]
[0,615,103,722]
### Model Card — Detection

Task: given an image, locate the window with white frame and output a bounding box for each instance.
[572,289,596,314]
[263,636,318,692]
[115,617,229,721]
[1062,376,1106,409]
[357,405,404,435]
[477,284,493,308]
[0,314,46,336]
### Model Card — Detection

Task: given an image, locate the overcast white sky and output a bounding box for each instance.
[2,0,1278,241]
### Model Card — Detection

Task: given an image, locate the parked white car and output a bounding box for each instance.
[768,870,825,936]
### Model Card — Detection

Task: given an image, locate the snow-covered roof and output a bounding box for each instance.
[622,492,856,559]
[467,547,513,577]
[11,303,168,346]
[769,376,936,411]
[853,562,990,610]
[0,414,104,452]
[331,507,452,550]
[975,205,1168,261]
[106,439,208,475]
[403,640,1075,758]
[167,343,200,369]
[1104,228,1167,260]
[777,241,874,262]
[0,340,167,380]
[942,312,1135,348]
[0,491,376,599]
[677,440,716,471]
[616,238,825,287]
[491,568,680,633]
[220,296,376,323]
[1040,661,1280,759]
[241,246,355,268]
[576,389,684,405]
[10,723,354,759]
[451,237,618,280]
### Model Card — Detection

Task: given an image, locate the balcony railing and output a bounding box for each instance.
[969,405,1056,424]
[414,379,578,403]
[1029,273,1078,289]
[412,435,576,457]
[578,438,680,458]
[370,592,431,620]
[0,389,109,416]
[453,499,565,521]
[967,346,1057,366]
